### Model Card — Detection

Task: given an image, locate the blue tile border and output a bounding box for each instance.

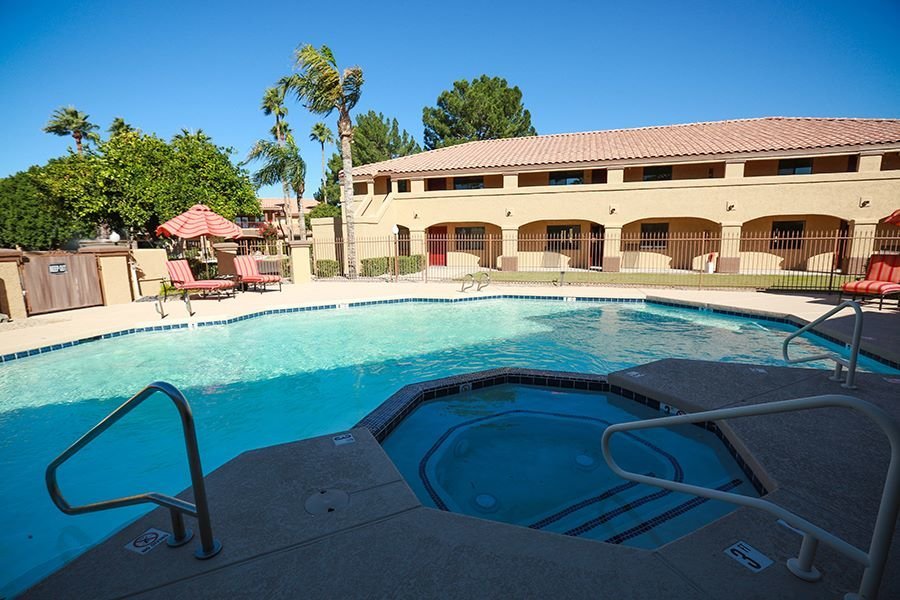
[354,367,769,497]
[1,294,895,370]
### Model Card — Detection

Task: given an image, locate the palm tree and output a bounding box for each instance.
[108,117,137,137]
[261,86,289,144]
[246,139,308,240]
[309,122,335,203]
[173,128,209,141]
[43,106,100,154]
[286,44,363,277]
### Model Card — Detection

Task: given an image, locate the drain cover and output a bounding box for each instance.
[304,489,350,515]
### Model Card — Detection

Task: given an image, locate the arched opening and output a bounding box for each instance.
[517,220,604,270]
[741,214,848,272]
[619,217,720,271]
[426,222,502,269]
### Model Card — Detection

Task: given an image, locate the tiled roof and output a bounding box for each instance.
[258,197,319,215]
[352,117,900,177]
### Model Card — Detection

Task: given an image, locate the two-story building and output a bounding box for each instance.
[326,117,900,274]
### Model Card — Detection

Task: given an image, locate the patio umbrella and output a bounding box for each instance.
[156,204,243,277]
[884,208,900,226]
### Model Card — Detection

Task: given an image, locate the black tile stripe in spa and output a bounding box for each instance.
[2,295,896,369]
[355,368,769,498]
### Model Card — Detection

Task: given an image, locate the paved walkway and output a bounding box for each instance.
[1,283,897,362]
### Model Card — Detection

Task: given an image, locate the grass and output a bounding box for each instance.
[484,270,855,290]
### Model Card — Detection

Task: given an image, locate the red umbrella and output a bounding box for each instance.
[156,204,243,239]
[884,208,900,226]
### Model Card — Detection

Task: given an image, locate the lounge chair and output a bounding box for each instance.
[840,254,900,309]
[234,255,282,292]
[165,259,235,301]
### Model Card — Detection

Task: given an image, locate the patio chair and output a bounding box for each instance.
[839,254,900,309]
[234,255,282,292]
[164,260,235,301]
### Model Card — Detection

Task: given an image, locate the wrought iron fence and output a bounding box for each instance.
[238,238,292,280]
[310,228,900,291]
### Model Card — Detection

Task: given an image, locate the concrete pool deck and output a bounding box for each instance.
[24,362,900,599]
[1,282,898,366]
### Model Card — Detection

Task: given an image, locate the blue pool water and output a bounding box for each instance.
[0,299,895,594]
[382,384,758,547]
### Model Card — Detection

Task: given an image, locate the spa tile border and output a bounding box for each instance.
[2,295,896,370]
[354,367,769,496]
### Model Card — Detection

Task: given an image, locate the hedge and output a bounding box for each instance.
[315,259,341,278]
[361,254,425,277]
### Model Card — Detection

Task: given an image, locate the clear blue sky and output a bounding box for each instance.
[2,0,899,197]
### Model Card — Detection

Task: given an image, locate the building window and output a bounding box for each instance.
[640,223,669,249]
[426,178,447,191]
[771,220,805,249]
[547,225,581,250]
[549,171,584,186]
[777,158,813,175]
[643,166,672,181]
[590,169,608,184]
[453,176,484,190]
[235,216,249,228]
[352,182,368,195]
[847,155,859,172]
[456,226,485,250]
[397,179,410,193]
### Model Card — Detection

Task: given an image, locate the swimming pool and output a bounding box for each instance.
[0,298,894,595]
[382,384,759,547]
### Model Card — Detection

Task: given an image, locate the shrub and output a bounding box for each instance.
[360,254,426,277]
[316,259,341,278]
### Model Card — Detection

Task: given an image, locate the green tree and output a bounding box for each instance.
[245,139,308,239]
[285,44,364,277]
[261,86,289,143]
[43,106,101,154]
[0,167,89,249]
[108,117,137,137]
[314,152,342,205]
[309,122,334,202]
[422,75,536,150]
[37,153,107,230]
[352,110,420,166]
[305,198,341,230]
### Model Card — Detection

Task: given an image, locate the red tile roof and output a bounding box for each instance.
[352,117,900,177]
[258,197,319,215]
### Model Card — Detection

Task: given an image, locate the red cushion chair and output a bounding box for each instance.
[840,254,900,309]
[234,255,282,292]
[165,259,235,301]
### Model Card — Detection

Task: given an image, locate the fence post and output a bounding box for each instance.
[288,241,313,283]
[0,249,26,320]
[847,221,878,276]
[717,224,742,273]
[602,226,622,272]
[213,242,239,278]
[78,246,133,305]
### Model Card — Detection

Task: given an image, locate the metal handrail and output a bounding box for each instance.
[601,395,900,600]
[783,300,863,389]
[460,271,491,292]
[46,381,222,559]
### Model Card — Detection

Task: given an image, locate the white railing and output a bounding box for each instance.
[601,395,900,600]
[783,300,863,389]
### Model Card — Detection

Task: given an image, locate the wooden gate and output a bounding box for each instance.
[21,253,104,315]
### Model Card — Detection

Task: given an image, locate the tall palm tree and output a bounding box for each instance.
[261,86,289,144]
[108,117,137,137]
[309,122,335,203]
[43,106,100,154]
[246,139,308,240]
[286,44,363,276]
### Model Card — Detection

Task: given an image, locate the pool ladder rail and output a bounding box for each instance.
[602,394,900,600]
[460,271,491,293]
[45,381,222,560]
[783,300,863,389]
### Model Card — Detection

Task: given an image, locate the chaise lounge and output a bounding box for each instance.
[234,255,282,292]
[840,253,900,309]
[164,259,235,301]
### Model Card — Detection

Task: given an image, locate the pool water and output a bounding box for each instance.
[0,299,894,595]
[382,385,758,547]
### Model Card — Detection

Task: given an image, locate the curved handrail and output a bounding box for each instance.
[783,300,862,388]
[601,394,900,600]
[45,381,221,559]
